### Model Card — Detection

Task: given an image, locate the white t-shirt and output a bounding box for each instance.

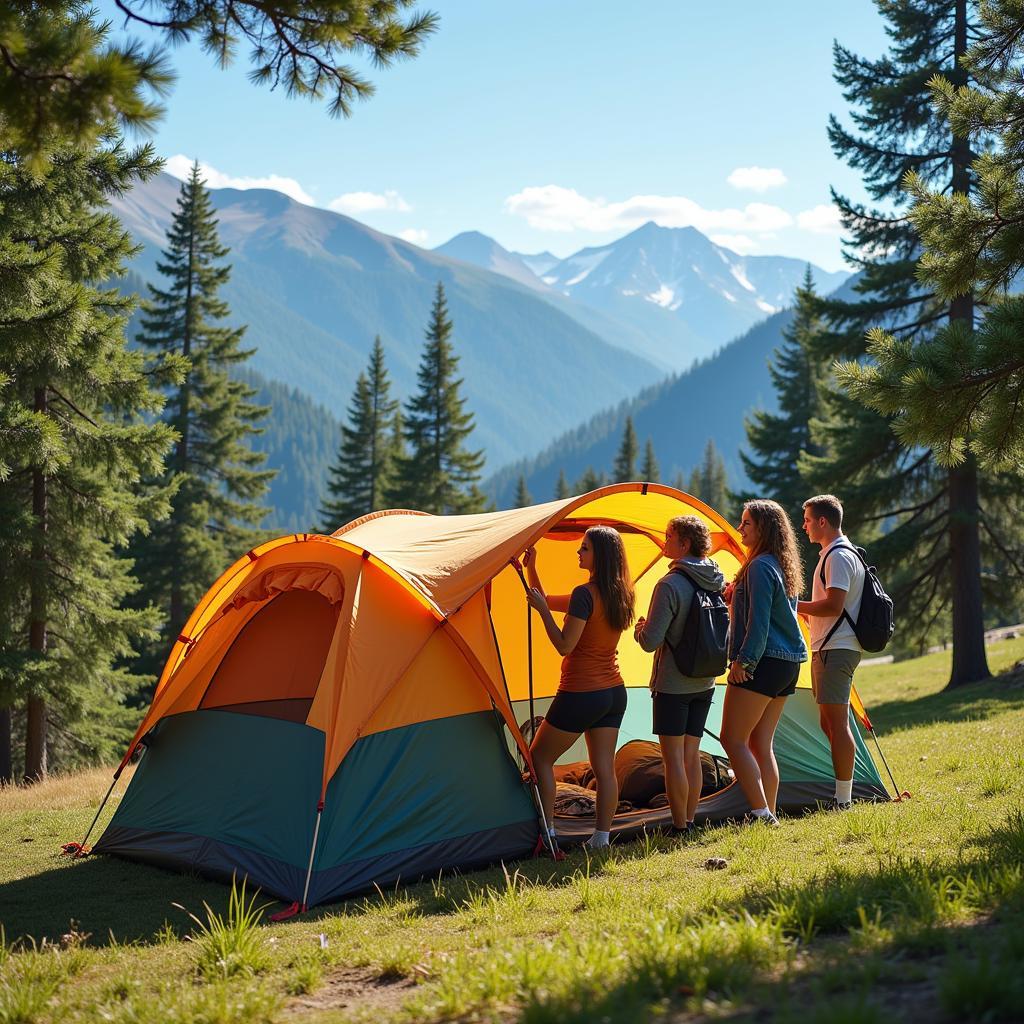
[810,535,864,653]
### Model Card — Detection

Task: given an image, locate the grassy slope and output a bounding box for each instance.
[3,638,1024,1023]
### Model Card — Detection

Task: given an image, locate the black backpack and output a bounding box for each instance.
[820,543,894,653]
[666,568,730,677]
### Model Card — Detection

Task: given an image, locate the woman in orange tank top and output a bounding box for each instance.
[524,526,635,850]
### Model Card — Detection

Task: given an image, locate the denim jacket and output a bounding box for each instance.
[728,553,807,668]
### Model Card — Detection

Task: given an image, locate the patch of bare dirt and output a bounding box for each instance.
[287,966,418,1016]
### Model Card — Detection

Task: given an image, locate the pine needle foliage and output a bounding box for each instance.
[395,283,486,514]
[129,162,274,681]
[641,439,661,483]
[838,0,1024,471]
[612,416,639,482]
[0,138,183,780]
[318,337,400,531]
[0,1,437,169]
[554,469,571,500]
[514,475,532,508]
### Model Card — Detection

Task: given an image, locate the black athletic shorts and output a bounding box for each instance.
[652,689,714,738]
[546,684,627,733]
[737,655,801,698]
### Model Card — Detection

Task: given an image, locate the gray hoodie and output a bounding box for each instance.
[635,557,727,694]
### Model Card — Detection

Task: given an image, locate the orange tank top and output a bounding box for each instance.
[558,583,625,692]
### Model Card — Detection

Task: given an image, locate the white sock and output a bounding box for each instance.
[584,830,610,848]
[835,779,853,804]
[751,807,773,819]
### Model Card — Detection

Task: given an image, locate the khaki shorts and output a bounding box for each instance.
[811,649,861,705]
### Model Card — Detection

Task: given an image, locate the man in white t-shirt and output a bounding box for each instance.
[796,493,864,810]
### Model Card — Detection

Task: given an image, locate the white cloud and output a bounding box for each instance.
[398,228,429,245]
[328,190,412,215]
[165,154,315,206]
[797,203,843,235]
[504,184,793,236]
[727,166,788,192]
[709,233,759,254]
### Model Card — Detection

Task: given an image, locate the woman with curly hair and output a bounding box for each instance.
[523,526,635,850]
[720,500,807,825]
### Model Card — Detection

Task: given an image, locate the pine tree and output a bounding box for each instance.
[319,338,399,531]
[0,3,437,169]
[811,0,991,686]
[691,439,729,515]
[0,139,182,780]
[129,162,274,680]
[672,470,687,492]
[396,283,486,514]
[742,268,829,552]
[554,469,571,500]
[612,416,639,482]
[641,439,661,483]
[839,0,1024,471]
[575,467,607,492]
[514,475,532,508]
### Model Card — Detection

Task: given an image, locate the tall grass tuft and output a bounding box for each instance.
[178,876,270,981]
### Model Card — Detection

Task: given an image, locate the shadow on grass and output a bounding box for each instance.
[866,669,1024,733]
[0,853,262,947]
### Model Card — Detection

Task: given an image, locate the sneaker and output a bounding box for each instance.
[743,811,780,827]
[670,822,695,839]
[826,798,852,812]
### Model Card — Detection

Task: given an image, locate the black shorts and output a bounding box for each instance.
[738,656,801,698]
[652,690,714,738]
[546,684,627,733]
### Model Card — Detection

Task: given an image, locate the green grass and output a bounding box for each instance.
[3,636,1024,1022]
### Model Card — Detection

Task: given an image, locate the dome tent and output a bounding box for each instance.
[95,485,888,908]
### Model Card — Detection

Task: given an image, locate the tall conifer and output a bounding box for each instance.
[812,0,990,684]
[319,337,399,530]
[0,141,182,780]
[612,416,639,482]
[130,162,273,677]
[689,440,729,514]
[742,268,829,537]
[514,475,532,508]
[641,439,660,483]
[554,469,571,500]
[396,283,486,514]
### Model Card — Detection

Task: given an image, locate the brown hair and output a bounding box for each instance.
[586,526,636,631]
[668,515,712,559]
[803,493,843,531]
[739,500,804,598]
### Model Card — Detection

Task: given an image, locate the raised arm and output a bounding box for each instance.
[526,582,588,656]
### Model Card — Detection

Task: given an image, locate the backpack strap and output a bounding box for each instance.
[817,543,861,647]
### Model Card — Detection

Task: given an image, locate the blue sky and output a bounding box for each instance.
[110,1,889,272]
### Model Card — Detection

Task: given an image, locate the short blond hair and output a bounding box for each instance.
[668,515,711,558]
[803,494,843,531]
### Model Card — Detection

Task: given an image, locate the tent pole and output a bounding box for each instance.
[62,765,124,857]
[300,802,324,910]
[868,727,906,800]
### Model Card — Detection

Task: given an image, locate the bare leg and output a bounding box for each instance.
[583,727,620,832]
[821,703,856,781]
[530,720,580,827]
[683,736,703,822]
[720,685,773,812]
[748,696,788,815]
[658,734,688,828]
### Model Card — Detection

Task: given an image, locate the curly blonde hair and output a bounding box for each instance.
[739,500,804,598]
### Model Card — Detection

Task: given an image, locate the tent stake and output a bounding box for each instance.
[300,802,324,911]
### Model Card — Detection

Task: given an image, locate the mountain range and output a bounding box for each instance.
[110,173,663,471]
[435,223,846,371]
[109,171,851,528]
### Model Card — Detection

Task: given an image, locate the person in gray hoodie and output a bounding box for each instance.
[634,515,725,834]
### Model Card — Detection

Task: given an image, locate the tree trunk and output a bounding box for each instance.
[944,0,990,689]
[25,387,48,782]
[0,705,13,784]
[946,455,990,687]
